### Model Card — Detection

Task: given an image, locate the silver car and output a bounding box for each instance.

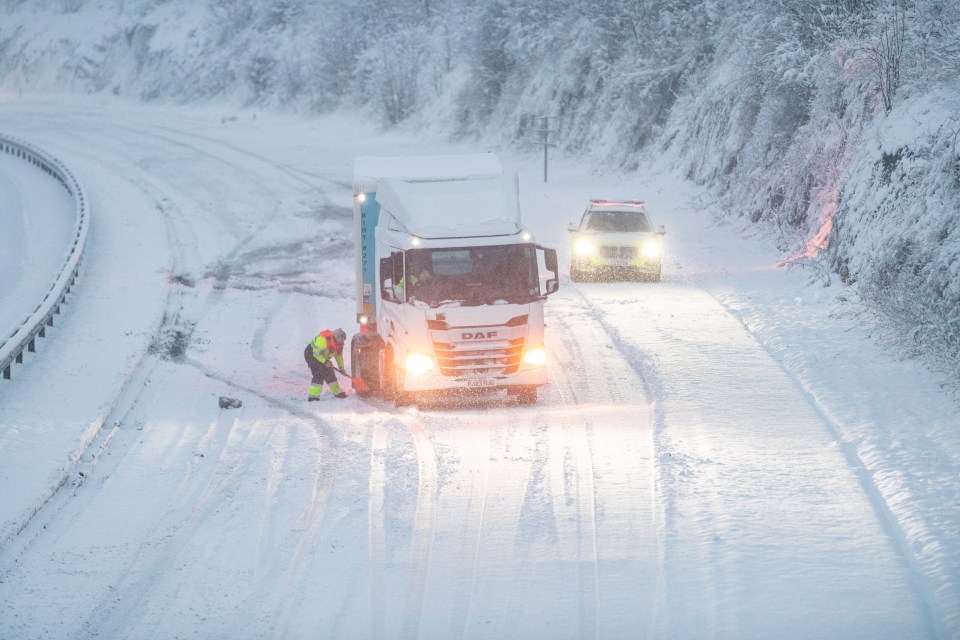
[567,199,665,282]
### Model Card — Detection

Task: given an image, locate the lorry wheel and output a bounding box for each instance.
[350,341,372,397]
[351,333,382,397]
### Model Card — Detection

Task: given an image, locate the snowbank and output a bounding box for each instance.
[830,87,960,370]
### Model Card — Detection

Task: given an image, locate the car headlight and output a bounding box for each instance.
[574,237,597,256]
[641,238,662,259]
[522,347,547,366]
[404,352,435,374]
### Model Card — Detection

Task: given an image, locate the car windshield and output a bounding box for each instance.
[585,210,651,233]
[404,244,540,307]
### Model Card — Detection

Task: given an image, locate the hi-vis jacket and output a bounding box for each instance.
[311,331,345,370]
[394,270,431,299]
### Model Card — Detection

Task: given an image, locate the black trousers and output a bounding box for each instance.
[304,344,337,386]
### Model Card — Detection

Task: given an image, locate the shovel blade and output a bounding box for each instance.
[332,365,370,393]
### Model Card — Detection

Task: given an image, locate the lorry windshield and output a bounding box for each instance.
[404,244,540,307]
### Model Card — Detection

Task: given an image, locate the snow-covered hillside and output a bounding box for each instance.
[830,88,960,373]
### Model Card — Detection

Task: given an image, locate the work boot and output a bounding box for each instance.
[308,396,320,402]
[334,392,347,399]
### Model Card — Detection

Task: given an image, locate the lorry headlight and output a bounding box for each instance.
[523,347,547,366]
[404,352,435,374]
[574,237,597,256]
[641,238,661,258]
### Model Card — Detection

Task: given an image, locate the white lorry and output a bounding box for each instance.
[349,153,559,405]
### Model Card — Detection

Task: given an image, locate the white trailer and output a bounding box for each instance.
[349,153,559,405]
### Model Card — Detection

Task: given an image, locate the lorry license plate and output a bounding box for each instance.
[465,377,495,388]
[605,258,631,267]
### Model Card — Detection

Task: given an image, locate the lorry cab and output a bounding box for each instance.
[349,154,558,405]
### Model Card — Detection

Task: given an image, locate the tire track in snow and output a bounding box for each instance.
[584,280,937,637]
[545,286,662,636]
[75,360,338,638]
[84,359,335,638]
[59,121,316,312]
[57,115,340,313]
[565,285,667,434]
[50,126,208,360]
[0,348,164,561]
[367,417,389,640]
[546,302,603,637]
[54,120,375,636]
[184,364,343,640]
[106,121,358,306]
[263,434,334,640]
[364,403,495,640]
[394,413,440,640]
[444,421,491,640]
[74,372,262,636]
[0,131,193,558]
[136,121,351,192]
[703,289,948,639]
[540,411,601,639]
[563,283,676,635]
[396,401,540,638]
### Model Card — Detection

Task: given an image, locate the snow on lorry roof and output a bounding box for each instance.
[375,173,523,239]
[353,152,502,189]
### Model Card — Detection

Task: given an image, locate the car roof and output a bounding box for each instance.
[588,199,646,212]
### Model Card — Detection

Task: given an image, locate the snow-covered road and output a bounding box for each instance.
[0,96,958,639]
[0,149,74,344]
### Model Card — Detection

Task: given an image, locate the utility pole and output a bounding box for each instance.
[535,115,558,183]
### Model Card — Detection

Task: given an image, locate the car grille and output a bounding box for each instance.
[430,321,527,377]
[599,245,637,260]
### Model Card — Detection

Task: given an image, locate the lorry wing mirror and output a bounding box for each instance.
[543,247,558,273]
[539,246,559,296]
[657,225,666,235]
[567,223,579,233]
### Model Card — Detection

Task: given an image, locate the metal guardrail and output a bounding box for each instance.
[0,134,89,380]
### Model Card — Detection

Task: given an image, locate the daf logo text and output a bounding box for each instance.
[462,331,497,340]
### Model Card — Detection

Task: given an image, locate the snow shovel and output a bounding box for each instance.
[331,364,370,393]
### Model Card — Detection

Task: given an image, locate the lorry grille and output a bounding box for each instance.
[599,245,637,260]
[430,324,526,377]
